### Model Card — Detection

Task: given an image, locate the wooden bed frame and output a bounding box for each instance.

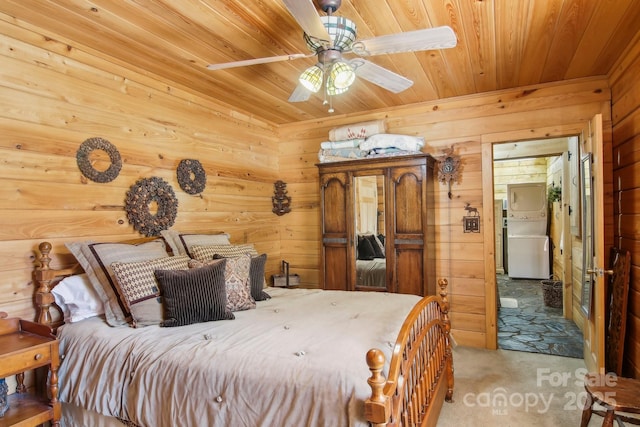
[33,241,454,427]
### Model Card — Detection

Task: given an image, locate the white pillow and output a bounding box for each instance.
[52,274,104,323]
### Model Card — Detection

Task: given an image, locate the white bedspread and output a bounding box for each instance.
[57,288,421,427]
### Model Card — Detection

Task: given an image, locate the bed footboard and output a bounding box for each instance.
[365,278,454,427]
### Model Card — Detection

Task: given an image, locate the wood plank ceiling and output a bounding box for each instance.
[1,0,639,125]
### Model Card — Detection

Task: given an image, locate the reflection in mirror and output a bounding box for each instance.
[580,153,593,317]
[354,175,386,288]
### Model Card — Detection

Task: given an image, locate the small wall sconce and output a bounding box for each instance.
[272,180,291,216]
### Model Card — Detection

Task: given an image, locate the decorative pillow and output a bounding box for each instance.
[207,253,270,301]
[190,243,269,292]
[249,254,271,301]
[51,274,104,323]
[160,230,231,257]
[367,234,385,258]
[154,259,234,327]
[357,235,376,260]
[111,255,191,327]
[190,254,256,312]
[66,240,169,326]
[189,243,258,262]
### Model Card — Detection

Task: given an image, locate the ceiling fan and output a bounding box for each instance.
[206,0,457,112]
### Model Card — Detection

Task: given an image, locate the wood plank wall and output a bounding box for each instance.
[0,17,282,321]
[0,11,620,353]
[609,34,640,378]
[279,78,612,348]
[493,158,548,201]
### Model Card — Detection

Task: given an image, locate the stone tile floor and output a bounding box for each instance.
[497,274,584,358]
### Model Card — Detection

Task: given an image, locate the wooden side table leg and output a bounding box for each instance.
[49,365,60,427]
[15,372,26,393]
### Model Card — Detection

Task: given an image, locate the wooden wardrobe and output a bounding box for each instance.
[317,153,436,296]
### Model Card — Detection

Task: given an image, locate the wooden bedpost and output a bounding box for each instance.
[438,278,455,402]
[34,242,56,327]
[33,242,75,330]
[365,348,391,427]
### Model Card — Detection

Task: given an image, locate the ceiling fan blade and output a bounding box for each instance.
[207,53,312,70]
[288,83,312,102]
[352,26,457,56]
[350,59,413,93]
[282,0,331,42]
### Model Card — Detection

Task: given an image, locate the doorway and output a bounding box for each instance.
[492,139,583,357]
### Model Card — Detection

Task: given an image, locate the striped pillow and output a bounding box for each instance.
[111,255,191,327]
[249,254,271,301]
[154,259,234,327]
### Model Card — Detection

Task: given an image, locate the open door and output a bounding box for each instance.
[580,114,606,373]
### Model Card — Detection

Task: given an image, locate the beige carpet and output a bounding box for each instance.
[437,346,606,427]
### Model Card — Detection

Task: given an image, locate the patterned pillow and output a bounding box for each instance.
[189,243,258,261]
[189,254,256,312]
[111,255,191,327]
[190,244,268,291]
[66,240,169,326]
[211,253,270,301]
[160,230,231,257]
[154,259,234,327]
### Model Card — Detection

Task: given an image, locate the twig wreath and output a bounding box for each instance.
[76,137,122,183]
[125,177,178,237]
[177,159,206,194]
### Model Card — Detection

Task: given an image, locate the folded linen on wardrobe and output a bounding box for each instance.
[359,133,425,152]
[328,120,387,142]
[320,138,365,149]
[318,148,368,163]
[366,149,421,158]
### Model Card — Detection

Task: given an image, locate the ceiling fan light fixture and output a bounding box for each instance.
[326,80,348,96]
[299,65,323,92]
[329,61,355,89]
[304,15,357,52]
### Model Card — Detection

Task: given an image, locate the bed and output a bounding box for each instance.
[356,258,387,287]
[33,238,454,427]
[356,234,387,288]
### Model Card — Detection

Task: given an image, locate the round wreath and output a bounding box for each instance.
[76,137,122,183]
[176,159,206,194]
[124,177,178,237]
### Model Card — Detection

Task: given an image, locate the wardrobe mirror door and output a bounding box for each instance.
[580,153,594,317]
[354,175,387,289]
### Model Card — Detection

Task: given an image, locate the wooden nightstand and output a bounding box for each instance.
[0,316,60,427]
